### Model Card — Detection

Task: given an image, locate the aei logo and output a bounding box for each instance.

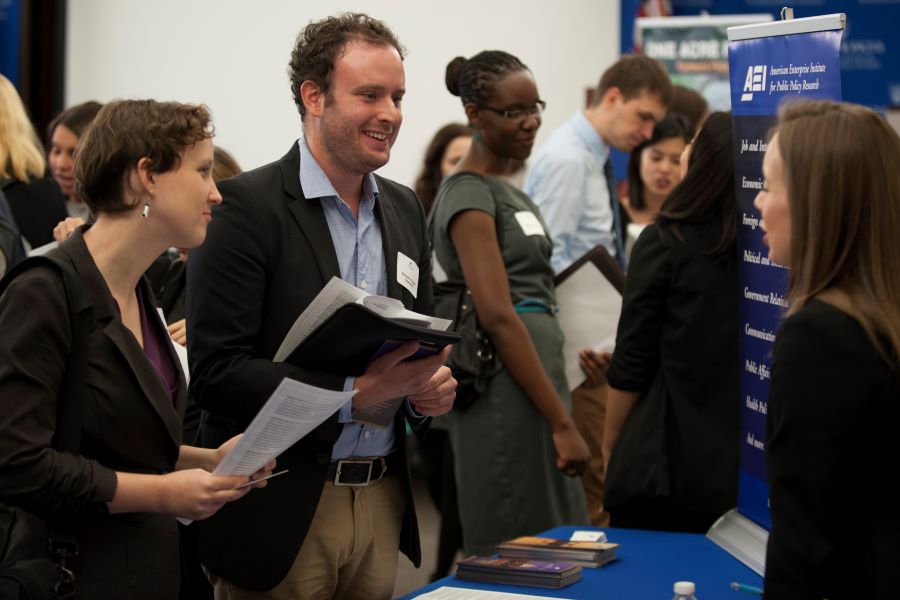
[741,65,767,101]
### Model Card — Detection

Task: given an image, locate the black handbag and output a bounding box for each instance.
[0,508,74,600]
[0,255,93,599]
[428,174,505,411]
[433,286,502,410]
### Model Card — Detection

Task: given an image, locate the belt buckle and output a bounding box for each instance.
[334,459,374,487]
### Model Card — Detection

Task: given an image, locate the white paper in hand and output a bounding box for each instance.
[213,377,354,476]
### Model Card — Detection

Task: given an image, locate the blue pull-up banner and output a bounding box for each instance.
[0,0,21,85]
[727,15,844,531]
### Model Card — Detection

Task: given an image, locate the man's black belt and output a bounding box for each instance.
[327,453,401,486]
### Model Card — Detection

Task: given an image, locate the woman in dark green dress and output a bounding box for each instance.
[430,51,589,556]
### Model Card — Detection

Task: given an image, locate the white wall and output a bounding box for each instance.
[66,0,620,188]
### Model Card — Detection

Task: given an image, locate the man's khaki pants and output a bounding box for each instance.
[209,473,406,600]
[571,383,610,526]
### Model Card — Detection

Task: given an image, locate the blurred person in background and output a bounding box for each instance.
[47,100,103,221]
[669,85,708,135]
[0,74,68,249]
[414,123,472,214]
[620,112,692,258]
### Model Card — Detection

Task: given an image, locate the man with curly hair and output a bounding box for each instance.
[187,13,456,599]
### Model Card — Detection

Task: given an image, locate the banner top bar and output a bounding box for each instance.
[727,13,845,41]
[637,14,773,29]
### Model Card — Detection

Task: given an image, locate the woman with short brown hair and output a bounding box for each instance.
[0,99,270,598]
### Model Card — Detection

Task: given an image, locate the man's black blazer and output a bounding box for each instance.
[186,142,433,591]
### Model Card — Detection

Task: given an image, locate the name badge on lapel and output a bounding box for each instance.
[515,211,546,237]
[396,252,419,298]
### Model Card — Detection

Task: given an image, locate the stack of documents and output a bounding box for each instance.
[455,556,581,589]
[273,277,460,428]
[273,276,456,369]
[497,536,619,568]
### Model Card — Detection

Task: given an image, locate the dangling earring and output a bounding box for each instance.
[141,203,151,219]
[473,130,482,142]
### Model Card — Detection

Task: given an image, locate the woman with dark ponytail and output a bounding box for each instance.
[430,50,589,555]
[602,112,740,533]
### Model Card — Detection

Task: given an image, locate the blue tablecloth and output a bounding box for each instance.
[400,526,763,599]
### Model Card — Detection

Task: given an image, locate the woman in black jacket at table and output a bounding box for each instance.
[755,100,900,600]
[602,112,740,533]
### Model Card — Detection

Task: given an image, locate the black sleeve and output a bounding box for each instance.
[186,177,344,426]
[606,225,670,392]
[4,177,68,248]
[0,269,117,516]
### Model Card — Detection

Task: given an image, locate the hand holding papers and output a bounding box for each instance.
[213,377,354,476]
[178,379,355,525]
[272,277,460,428]
[353,343,455,427]
[178,378,353,524]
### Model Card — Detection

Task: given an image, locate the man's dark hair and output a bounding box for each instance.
[594,55,673,107]
[670,85,709,134]
[444,50,527,107]
[288,12,405,119]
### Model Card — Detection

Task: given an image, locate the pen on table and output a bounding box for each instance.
[730,582,764,595]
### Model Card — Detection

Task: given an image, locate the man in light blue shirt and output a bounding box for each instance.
[526,55,671,271]
[524,55,671,528]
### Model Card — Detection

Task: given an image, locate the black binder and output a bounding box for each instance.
[285,303,461,376]
[553,244,625,292]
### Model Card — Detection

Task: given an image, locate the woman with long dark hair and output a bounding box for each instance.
[47,101,103,219]
[602,112,740,533]
[414,123,471,214]
[756,100,900,599]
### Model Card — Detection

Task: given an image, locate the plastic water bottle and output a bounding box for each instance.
[672,581,697,600]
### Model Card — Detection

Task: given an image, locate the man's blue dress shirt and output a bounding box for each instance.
[297,138,421,459]
[525,112,617,273]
